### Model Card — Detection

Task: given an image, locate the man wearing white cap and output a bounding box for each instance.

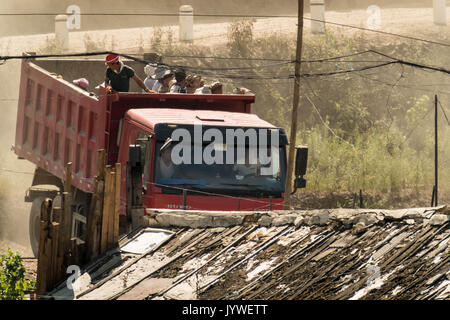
[105,54,152,93]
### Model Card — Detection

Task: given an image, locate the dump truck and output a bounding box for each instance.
[13,59,308,256]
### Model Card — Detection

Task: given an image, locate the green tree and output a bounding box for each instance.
[0,249,35,300]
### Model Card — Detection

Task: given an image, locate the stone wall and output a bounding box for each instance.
[144,205,450,230]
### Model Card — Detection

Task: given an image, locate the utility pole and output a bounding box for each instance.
[284,0,305,209]
[434,94,438,206]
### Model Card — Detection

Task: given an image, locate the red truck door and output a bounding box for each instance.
[117,118,155,216]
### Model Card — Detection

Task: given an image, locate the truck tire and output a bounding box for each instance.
[29,196,45,257]
[29,195,62,257]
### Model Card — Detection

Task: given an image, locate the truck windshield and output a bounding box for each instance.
[153,141,286,197]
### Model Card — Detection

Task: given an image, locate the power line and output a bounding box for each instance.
[0,50,370,72]
[304,17,450,49]
[0,50,392,80]
[0,168,34,175]
[164,55,292,62]
[164,50,392,63]
[0,13,297,17]
[355,73,450,96]
[166,55,391,63]
[438,101,450,127]
[405,104,434,141]
[181,60,295,71]
[0,166,291,209]
[0,49,383,64]
[303,79,357,153]
[301,61,396,78]
[3,50,450,81]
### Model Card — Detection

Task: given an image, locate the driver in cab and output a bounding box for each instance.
[158,144,176,179]
[233,149,260,180]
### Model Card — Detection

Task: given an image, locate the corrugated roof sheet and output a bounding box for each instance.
[48,206,450,300]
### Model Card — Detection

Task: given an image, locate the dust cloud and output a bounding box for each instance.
[0,59,34,250]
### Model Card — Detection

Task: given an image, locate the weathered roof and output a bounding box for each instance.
[126,108,277,129]
[48,206,450,300]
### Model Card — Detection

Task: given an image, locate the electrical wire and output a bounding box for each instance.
[164,50,392,63]
[1,12,450,48]
[438,101,450,127]
[4,49,450,81]
[0,167,291,209]
[0,49,381,65]
[0,13,297,17]
[0,167,34,175]
[303,79,357,153]
[404,105,434,141]
[303,17,450,49]
[354,73,450,96]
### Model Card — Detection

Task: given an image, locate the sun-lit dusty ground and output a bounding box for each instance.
[1,7,450,55]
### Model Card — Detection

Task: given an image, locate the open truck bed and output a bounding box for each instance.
[13,60,255,194]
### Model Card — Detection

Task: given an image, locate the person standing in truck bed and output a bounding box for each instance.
[143,63,157,93]
[105,54,153,93]
[152,68,174,93]
[170,70,187,93]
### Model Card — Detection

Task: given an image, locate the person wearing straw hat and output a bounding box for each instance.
[186,74,203,93]
[209,81,223,94]
[152,67,174,93]
[104,54,153,93]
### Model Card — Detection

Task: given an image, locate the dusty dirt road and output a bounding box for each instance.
[1,7,450,56]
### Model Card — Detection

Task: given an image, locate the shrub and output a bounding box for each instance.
[227,19,255,57]
[0,249,35,300]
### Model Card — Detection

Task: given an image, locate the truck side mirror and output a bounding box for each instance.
[127,145,144,214]
[292,146,308,194]
[295,146,308,176]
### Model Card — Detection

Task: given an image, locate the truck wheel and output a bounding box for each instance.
[29,197,45,258]
[29,195,62,257]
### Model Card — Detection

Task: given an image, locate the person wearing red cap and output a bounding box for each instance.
[104,54,153,93]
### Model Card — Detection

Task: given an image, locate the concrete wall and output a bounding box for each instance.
[144,206,450,229]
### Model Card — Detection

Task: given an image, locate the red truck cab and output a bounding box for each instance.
[118,107,288,213]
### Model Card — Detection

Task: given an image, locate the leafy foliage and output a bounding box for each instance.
[149,20,450,205]
[0,249,35,300]
[227,19,256,57]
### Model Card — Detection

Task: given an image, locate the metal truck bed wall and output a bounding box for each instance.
[14,60,255,195]
[14,60,107,194]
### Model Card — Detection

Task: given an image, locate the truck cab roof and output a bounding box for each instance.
[125,108,278,130]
